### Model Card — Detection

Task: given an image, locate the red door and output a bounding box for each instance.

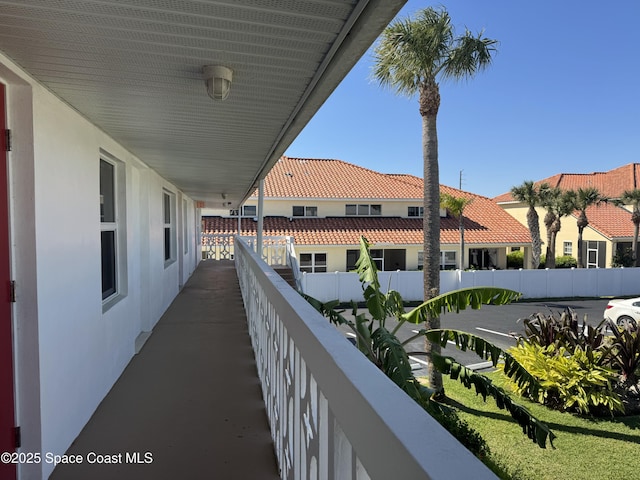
[0,83,16,479]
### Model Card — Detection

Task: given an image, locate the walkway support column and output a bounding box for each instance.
[257,179,264,259]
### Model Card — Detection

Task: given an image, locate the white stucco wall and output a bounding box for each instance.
[1,54,198,479]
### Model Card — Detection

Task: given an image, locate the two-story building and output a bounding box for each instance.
[203,156,533,271]
[495,163,640,267]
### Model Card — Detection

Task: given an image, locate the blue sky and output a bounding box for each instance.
[285,0,640,199]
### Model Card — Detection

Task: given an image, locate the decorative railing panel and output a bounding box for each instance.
[201,234,234,260]
[201,234,291,266]
[234,236,496,480]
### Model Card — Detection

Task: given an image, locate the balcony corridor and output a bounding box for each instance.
[51,260,279,480]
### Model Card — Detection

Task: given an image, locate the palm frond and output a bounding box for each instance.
[402,287,522,324]
[371,6,455,96]
[442,30,498,81]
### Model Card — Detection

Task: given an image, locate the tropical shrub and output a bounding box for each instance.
[507,308,640,415]
[607,320,640,386]
[522,308,608,362]
[555,255,577,268]
[507,342,623,415]
[612,247,634,268]
[507,250,524,269]
[537,254,577,269]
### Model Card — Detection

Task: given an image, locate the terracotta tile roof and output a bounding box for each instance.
[203,193,531,247]
[493,163,639,241]
[220,156,530,246]
[250,156,424,199]
[576,203,635,239]
[494,163,640,203]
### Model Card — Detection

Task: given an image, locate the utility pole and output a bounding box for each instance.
[459,169,464,190]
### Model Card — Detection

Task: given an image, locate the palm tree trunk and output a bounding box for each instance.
[633,222,639,267]
[420,83,442,394]
[547,218,561,269]
[576,211,588,268]
[544,211,555,268]
[577,226,584,268]
[527,207,542,268]
[633,208,640,267]
[459,216,465,269]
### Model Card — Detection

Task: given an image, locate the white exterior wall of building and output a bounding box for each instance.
[1,54,199,479]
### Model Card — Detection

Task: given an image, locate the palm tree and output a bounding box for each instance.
[572,187,607,268]
[373,7,497,393]
[540,187,574,268]
[619,189,640,266]
[440,192,473,269]
[510,181,548,268]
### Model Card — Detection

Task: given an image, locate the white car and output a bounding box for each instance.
[604,297,640,328]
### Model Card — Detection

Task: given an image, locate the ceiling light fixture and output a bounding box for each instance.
[203,65,233,101]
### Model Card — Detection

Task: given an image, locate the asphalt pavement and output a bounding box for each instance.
[408,298,609,374]
[338,298,609,376]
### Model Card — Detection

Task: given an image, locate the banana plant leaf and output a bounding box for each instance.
[417,328,543,400]
[402,287,522,324]
[433,354,556,449]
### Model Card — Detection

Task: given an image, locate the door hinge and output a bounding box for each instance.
[14,426,20,449]
[9,280,15,303]
[4,129,11,152]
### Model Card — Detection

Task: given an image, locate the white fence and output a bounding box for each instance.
[300,267,640,303]
[234,237,496,480]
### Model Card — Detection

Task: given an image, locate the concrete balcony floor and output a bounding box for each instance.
[51,260,279,480]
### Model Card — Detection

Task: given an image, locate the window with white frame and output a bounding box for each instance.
[163,190,176,265]
[418,251,457,270]
[408,206,424,217]
[563,241,572,256]
[230,205,256,217]
[183,199,189,254]
[299,253,327,273]
[292,206,318,217]
[345,204,382,216]
[100,153,127,306]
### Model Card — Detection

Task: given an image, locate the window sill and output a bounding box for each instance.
[102,292,127,313]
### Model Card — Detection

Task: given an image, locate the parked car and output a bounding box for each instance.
[604,297,640,328]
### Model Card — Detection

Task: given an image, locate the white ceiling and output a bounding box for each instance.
[0,0,405,208]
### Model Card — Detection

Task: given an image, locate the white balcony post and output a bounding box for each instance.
[257,178,264,256]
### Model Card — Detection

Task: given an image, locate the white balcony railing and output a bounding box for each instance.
[202,234,292,265]
[234,236,497,480]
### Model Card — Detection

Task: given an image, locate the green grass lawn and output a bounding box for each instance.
[440,372,640,480]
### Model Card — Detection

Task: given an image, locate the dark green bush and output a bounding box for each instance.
[507,250,524,269]
[612,247,634,268]
[555,255,577,268]
[538,255,546,269]
[537,254,577,269]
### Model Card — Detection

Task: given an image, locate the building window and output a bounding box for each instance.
[346,249,383,271]
[292,206,318,217]
[563,241,572,256]
[183,199,189,254]
[441,251,457,270]
[300,253,327,273]
[345,204,382,216]
[164,190,176,265]
[100,153,127,307]
[230,205,256,217]
[408,206,424,217]
[418,251,457,270]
